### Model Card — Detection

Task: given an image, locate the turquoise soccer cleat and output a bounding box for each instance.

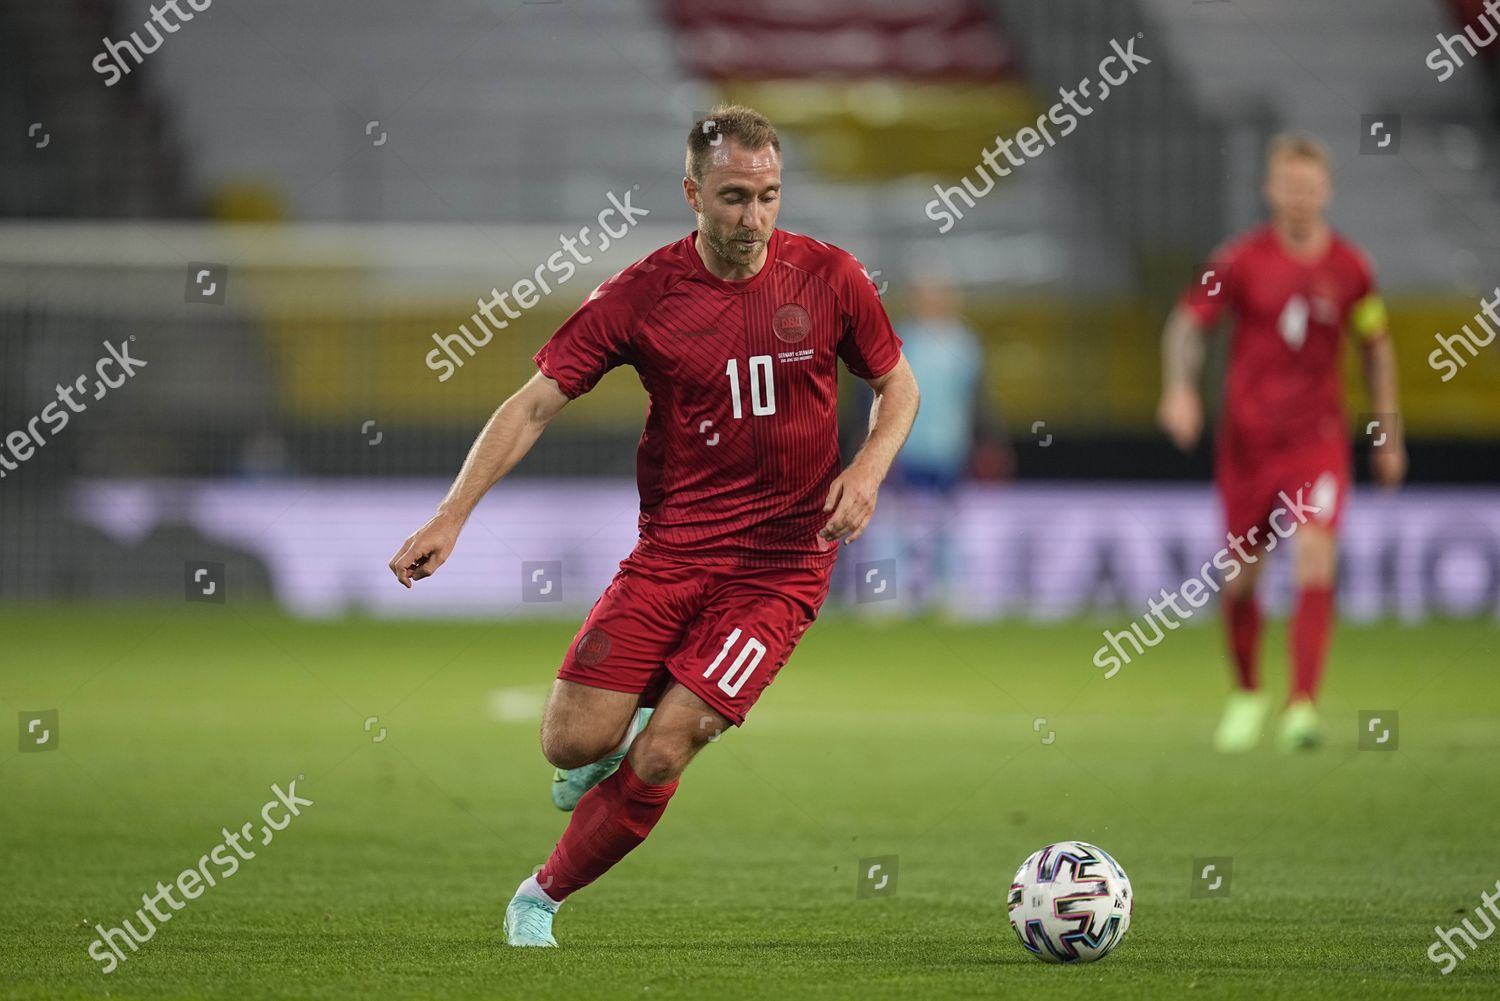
[550,707,653,812]
[503,890,559,948]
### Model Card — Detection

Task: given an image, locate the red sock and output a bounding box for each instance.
[1290,586,1334,703]
[1223,592,1262,691]
[535,757,677,901]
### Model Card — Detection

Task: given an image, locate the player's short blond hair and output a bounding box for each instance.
[1266,133,1332,172]
[686,105,781,183]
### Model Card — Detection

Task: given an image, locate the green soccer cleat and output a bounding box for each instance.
[503,889,559,948]
[550,707,653,812]
[1276,699,1324,753]
[1212,690,1270,753]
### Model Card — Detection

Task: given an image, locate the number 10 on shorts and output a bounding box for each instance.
[704,628,766,697]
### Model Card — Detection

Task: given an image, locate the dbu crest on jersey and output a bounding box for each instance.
[576,627,612,666]
[772,303,811,343]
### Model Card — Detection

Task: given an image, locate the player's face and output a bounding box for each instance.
[909,277,959,320]
[685,140,781,274]
[1264,154,1330,233]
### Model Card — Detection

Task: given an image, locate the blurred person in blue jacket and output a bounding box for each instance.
[886,275,1002,612]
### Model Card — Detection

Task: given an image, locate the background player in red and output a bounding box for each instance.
[388,106,919,946]
[1156,133,1406,753]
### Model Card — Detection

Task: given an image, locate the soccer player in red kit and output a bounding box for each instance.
[1157,133,1406,753]
[388,105,919,945]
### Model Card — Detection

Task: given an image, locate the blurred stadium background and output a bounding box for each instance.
[2,0,1499,621]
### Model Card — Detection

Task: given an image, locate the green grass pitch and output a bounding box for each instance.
[1,606,1497,1000]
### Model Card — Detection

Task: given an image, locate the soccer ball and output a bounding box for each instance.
[1007,841,1133,963]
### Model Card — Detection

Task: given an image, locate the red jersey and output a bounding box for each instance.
[1181,225,1387,451]
[534,229,903,569]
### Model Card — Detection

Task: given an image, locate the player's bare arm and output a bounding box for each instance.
[1156,304,1206,452]
[387,372,571,587]
[821,354,920,544]
[1359,331,1407,489]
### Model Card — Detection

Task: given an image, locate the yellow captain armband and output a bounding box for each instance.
[1349,294,1388,340]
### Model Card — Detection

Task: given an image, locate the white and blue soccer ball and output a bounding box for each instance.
[1008,841,1133,963]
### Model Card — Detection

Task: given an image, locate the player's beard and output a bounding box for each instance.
[701,221,771,272]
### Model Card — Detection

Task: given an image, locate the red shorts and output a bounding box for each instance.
[557,547,833,726]
[1216,434,1350,544]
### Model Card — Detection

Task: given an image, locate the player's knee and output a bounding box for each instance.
[539,727,614,770]
[630,748,688,785]
[1294,535,1338,587]
[629,735,698,785]
[1294,558,1336,588]
[539,738,586,771]
[1224,561,1261,600]
[1223,572,1250,601]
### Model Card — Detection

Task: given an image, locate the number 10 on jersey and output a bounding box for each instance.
[725,355,776,418]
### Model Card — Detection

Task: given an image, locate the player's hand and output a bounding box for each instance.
[388,514,463,588]
[820,463,881,545]
[1157,386,1203,452]
[1371,438,1407,490]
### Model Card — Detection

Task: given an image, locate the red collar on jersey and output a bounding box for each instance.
[1264,223,1336,270]
[686,228,781,294]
